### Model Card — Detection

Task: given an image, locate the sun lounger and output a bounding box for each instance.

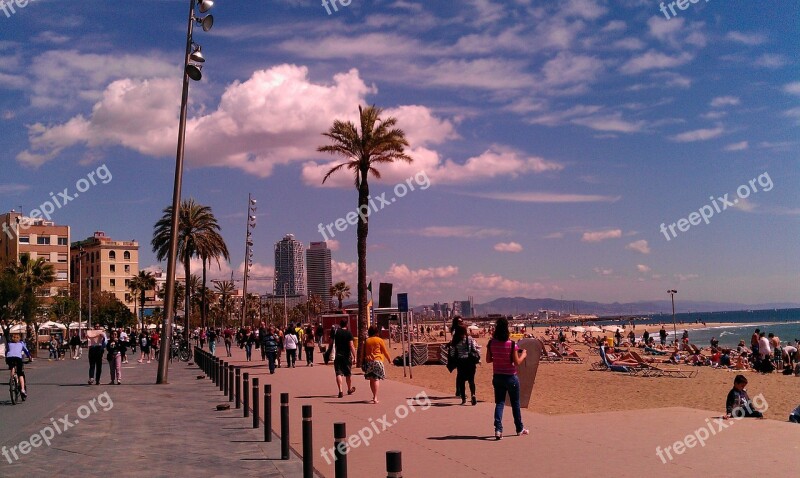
[549,343,584,364]
[591,347,638,375]
[641,364,698,378]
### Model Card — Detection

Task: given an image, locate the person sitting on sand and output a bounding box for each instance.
[724,375,763,419]
[736,340,751,357]
[558,342,579,358]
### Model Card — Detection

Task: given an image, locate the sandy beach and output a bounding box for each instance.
[385,325,799,422]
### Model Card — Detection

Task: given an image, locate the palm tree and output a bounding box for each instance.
[129,270,156,329]
[196,234,229,329]
[152,199,227,339]
[6,253,56,324]
[214,279,235,326]
[329,281,351,310]
[319,105,412,360]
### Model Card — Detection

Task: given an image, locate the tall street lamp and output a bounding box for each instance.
[157,0,216,384]
[240,195,256,327]
[668,289,677,346]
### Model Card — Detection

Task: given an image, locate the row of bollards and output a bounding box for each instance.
[193,347,404,478]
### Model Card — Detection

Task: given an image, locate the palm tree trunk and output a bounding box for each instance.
[201,256,208,330]
[184,259,191,341]
[356,168,370,366]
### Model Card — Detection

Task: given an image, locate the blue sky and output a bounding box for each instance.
[1,0,798,306]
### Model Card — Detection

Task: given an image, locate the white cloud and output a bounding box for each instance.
[411,226,511,238]
[468,191,621,203]
[726,31,767,46]
[620,50,693,75]
[710,96,740,108]
[784,82,800,96]
[326,239,340,251]
[593,267,613,276]
[494,242,523,253]
[0,184,30,194]
[670,125,724,142]
[636,264,651,273]
[468,273,548,295]
[582,229,622,242]
[626,240,651,254]
[386,263,459,283]
[724,141,748,152]
[332,260,356,283]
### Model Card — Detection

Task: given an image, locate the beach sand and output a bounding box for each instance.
[384,330,798,421]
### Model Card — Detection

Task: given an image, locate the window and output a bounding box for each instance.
[124,265,130,273]
[123,251,131,260]
[109,250,116,260]
[124,279,131,287]
[56,271,68,281]
[58,254,68,263]
[125,293,132,302]
[57,237,68,246]
[19,236,29,244]
[110,264,116,273]
[110,279,116,287]
[37,236,50,245]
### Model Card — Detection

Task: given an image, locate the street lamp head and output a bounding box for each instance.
[199,14,214,32]
[189,44,205,63]
[186,64,203,81]
[198,0,214,13]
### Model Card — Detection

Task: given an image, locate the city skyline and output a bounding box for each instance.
[0,1,797,306]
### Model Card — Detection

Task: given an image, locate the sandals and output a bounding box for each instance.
[347,387,356,395]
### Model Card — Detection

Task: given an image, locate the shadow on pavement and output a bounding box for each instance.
[428,435,497,441]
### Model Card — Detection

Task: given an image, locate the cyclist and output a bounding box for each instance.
[5,334,32,398]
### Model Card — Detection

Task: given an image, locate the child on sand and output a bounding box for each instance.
[724,375,763,419]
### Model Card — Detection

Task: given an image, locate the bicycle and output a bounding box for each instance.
[169,339,192,362]
[9,364,26,404]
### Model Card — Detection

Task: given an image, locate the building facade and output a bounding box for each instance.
[274,234,305,296]
[306,241,332,308]
[0,210,70,299]
[70,231,139,312]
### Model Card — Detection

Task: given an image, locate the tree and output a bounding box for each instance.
[152,199,227,339]
[213,280,235,326]
[129,270,156,329]
[50,292,79,324]
[307,294,324,319]
[319,105,412,362]
[0,269,22,322]
[5,253,56,324]
[329,281,351,311]
[91,291,136,329]
[196,233,229,329]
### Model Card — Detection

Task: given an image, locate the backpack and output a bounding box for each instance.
[141,336,147,347]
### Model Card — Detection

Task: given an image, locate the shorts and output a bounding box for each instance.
[333,356,352,377]
[5,357,24,377]
[362,360,385,380]
[142,346,151,354]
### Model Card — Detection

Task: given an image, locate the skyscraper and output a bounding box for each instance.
[274,234,305,296]
[306,241,332,308]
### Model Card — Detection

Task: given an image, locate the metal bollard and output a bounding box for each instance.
[252,378,260,429]
[228,366,234,402]
[235,368,241,409]
[223,362,228,396]
[219,360,224,391]
[334,423,348,478]
[264,384,272,442]
[243,373,250,418]
[281,393,290,460]
[386,451,402,478]
[213,357,218,384]
[302,405,313,478]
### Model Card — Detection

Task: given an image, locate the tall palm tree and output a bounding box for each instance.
[6,253,56,324]
[152,199,227,339]
[196,235,229,329]
[129,270,156,329]
[318,105,412,360]
[214,279,235,326]
[329,281,351,310]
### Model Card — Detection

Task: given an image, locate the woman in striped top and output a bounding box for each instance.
[486,317,529,440]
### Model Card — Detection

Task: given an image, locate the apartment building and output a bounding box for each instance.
[0,210,70,299]
[70,231,139,312]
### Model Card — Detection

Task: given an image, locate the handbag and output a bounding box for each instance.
[446,345,459,372]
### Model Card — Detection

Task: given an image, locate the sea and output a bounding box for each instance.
[564,309,800,348]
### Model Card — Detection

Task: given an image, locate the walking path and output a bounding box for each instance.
[0,355,303,478]
[218,343,800,477]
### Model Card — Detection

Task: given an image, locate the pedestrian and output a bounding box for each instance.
[151,330,160,361]
[295,323,304,362]
[106,330,122,385]
[362,326,390,404]
[486,317,529,440]
[244,327,254,361]
[119,329,129,364]
[258,322,269,361]
[200,328,206,349]
[304,325,315,366]
[128,330,137,355]
[724,375,763,419]
[628,330,635,346]
[138,332,150,363]
[224,326,233,357]
[328,319,356,398]
[48,336,58,360]
[208,328,217,356]
[659,326,667,346]
[263,326,279,374]
[69,332,82,360]
[284,327,298,368]
[315,322,324,345]
[86,327,107,385]
[276,328,284,368]
[451,321,480,406]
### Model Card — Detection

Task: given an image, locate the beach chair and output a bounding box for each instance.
[541,346,562,363]
[640,363,698,378]
[550,343,583,364]
[591,347,638,375]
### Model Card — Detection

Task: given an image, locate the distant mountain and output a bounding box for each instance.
[465,297,800,316]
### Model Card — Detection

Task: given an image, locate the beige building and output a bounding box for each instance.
[70,231,139,312]
[0,210,71,299]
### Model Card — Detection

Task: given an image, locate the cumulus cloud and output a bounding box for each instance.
[784,82,800,96]
[468,273,547,295]
[385,263,459,283]
[494,242,523,253]
[581,229,622,242]
[626,240,651,254]
[636,264,651,273]
[724,141,748,151]
[410,226,511,238]
[710,96,740,108]
[670,125,724,142]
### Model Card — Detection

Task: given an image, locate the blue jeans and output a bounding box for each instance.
[244,343,252,361]
[209,340,216,355]
[266,351,277,374]
[493,374,523,434]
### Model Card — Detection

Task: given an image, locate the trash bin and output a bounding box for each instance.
[606,337,614,348]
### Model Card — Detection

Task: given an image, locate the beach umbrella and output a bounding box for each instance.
[468,325,480,330]
[39,321,67,330]
[68,321,88,330]
[603,325,622,333]
[570,326,586,333]
[10,324,27,334]
[586,326,602,333]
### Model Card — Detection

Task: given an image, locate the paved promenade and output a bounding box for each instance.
[0,355,303,477]
[217,343,800,477]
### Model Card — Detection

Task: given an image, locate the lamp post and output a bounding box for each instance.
[241,195,257,328]
[77,247,87,341]
[157,0,215,384]
[668,289,677,345]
